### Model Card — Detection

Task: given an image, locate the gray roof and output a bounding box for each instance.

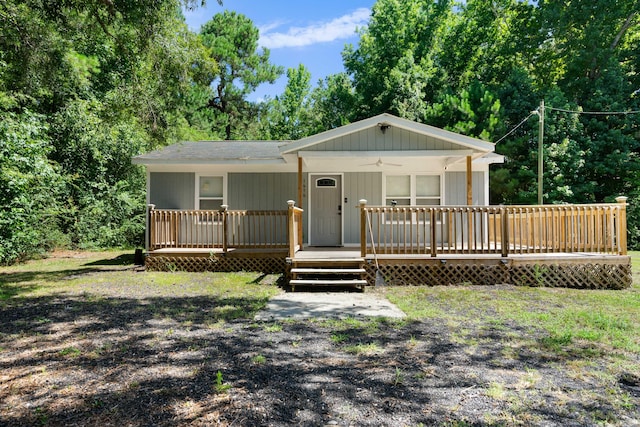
[132,141,291,164]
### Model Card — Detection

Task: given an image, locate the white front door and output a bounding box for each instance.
[309,174,342,246]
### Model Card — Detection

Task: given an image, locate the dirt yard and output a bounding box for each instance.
[0,251,639,426]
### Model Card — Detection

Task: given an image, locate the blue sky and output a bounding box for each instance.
[183,0,375,101]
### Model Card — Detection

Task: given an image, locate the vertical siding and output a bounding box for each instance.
[228,173,297,210]
[343,172,382,244]
[444,171,486,205]
[150,172,195,209]
[305,127,459,151]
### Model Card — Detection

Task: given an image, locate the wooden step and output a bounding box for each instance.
[289,279,368,286]
[291,268,366,275]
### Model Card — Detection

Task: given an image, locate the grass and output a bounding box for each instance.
[0,250,281,320]
[1,249,639,425]
[381,254,640,355]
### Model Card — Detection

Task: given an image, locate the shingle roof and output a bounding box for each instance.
[132,141,291,164]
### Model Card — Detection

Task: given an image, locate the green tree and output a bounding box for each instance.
[342,0,452,119]
[0,109,64,264]
[199,11,283,140]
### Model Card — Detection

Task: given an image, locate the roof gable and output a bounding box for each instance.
[280,113,495,155]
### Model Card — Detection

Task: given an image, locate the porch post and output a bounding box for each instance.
[287,200,296,259]
[146,204,155,253]
[466,155,473,205]
[359,199,367,257]
[297,156,304,249]
[220,204,229,253]
[616,196,628,255]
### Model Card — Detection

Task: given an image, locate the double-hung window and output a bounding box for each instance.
[385,174,441,206]
[198,176,224,210]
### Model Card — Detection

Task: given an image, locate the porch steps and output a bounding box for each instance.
[289,258,367,291]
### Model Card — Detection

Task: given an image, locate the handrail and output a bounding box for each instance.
[287,200,304,258]
[148,206,289,251]
[359,199,628,257]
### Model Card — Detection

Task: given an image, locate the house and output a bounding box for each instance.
[132,113,631,290]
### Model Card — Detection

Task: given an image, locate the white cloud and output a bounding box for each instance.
[259,8,370,49]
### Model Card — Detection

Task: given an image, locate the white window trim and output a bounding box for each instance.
[383,173,443,206]
[195,173,227,210]
[382,173,444,224]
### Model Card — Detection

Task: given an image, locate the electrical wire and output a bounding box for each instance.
[494,111,537,144]
[547,106,640,115]
[494,105,640,144]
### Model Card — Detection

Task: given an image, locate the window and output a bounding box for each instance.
[198,176,223,210]
[316,177,337,188]
[385,174,441,206]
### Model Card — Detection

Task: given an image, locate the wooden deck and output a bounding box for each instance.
[144,199,632,289]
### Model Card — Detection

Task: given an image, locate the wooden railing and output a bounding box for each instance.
[147,205,290,251]
[359,197,628,257]
[287,200,304,258]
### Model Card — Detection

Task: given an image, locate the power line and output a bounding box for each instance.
[547,106,640,115]
[494,105,640,145]
[494,111,537,144]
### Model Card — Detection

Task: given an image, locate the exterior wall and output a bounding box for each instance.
[343,172,383,244]
[150,172,195,209]
[304,127,460,152]
[444,171,486,205]
[228,173,297,210]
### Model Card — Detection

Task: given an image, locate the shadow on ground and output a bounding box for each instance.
[1,288,637,426]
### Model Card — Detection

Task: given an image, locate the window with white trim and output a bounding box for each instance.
[385,174,441,206]
[198,176,223,210]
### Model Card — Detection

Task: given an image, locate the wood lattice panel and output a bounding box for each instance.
[365,263,510,286]
[363,260,631,289]
[511,263,632,289]
[146,255,286,273]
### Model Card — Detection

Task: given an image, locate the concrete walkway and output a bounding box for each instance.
[254,291,406,321]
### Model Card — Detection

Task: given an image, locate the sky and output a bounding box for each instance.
[183,0,376,101]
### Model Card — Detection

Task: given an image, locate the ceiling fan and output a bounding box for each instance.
[360,157,402,167]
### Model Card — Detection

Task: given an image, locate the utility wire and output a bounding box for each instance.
[494,111,537,144]
[494,105,640,144]
[547,106,640,115]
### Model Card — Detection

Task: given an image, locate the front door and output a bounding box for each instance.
[310,174,342,246]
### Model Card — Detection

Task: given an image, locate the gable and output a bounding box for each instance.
[280,113,495,156]
[301,125,462,152]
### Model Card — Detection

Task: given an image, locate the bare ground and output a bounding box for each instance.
[1,254,639,426]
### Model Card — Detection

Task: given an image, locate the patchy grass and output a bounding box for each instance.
[1,250,639,426]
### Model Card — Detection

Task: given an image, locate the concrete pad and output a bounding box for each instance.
[255,292,406,321]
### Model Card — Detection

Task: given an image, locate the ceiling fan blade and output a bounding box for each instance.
[359,157,403,167]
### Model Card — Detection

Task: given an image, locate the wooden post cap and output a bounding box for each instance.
[287,200,296,207]
[616,196,628,204]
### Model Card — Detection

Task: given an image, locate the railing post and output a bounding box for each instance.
[220,204,229,253]
[359,199,367,257]
[146,204,155,252]
[430,208,437,257]
[287,200,298,258]
[615,196,628,255]
[501,206,509,257]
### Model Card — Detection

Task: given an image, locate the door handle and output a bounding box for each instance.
[338,205,342,215]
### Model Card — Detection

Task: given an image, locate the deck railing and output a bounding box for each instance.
[147,204,290,251]
[287,200,304,258]
[359,197,628,257]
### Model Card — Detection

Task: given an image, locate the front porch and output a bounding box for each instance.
[145,198,632,289]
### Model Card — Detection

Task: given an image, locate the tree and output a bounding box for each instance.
[342,0,452,119]
[199,11,283,140]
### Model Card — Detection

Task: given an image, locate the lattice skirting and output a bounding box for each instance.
[510,263,632,289]
[364,260,631,289]
[365,262,510,287]
[146,254,631,290]
[146,254,287,274]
